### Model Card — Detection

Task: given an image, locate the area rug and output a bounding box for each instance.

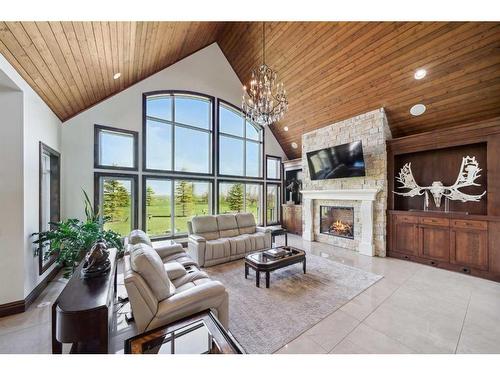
[205,254,382,354]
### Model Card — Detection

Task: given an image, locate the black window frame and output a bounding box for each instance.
[143,90,215,177]
[142,175,215,240]
[38,142,61,275]
[94,124,139,171]
[217,179,264,226]
[217,99,265,180]
[265,182,281,226]
[266,154,282,181]
[94,172,139,236]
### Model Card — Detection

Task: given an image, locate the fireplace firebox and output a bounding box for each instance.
[320,206,354,239]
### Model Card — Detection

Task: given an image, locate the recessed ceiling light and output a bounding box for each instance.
[291,142,298,149]
[414,68,427,80]
[283,126,289,131]
[113,72,121,80]
[410,104,426,116]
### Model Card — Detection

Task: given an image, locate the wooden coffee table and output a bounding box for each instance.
[244,246,306,288]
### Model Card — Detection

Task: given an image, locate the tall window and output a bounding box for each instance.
[94,125,138,170]
[144,177,212,238]
[39,142,60,274]
[266,155,282,180]
[266,183,280,225]
[218,102,263,178]
[95,173,138,236]
[218,182,263,224]
[145,92,213,174]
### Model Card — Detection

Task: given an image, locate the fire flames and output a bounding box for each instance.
[331,220,352,235]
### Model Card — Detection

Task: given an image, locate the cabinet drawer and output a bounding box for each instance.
[395,215,419,224]
[420,217,449,227]
[451,219,487,230]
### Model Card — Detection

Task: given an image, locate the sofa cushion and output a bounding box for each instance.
[248,232,268,251]
[228,234,251,256]
[205,238,231,261]
[130,243,175,301]
[164,262,187,280]
[216,214,239,238]
[163,252,199,267]
[236,213,257,235]
[191,215,220,240]
[128,229,153,247]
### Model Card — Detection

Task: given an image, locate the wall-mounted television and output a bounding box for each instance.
[306,140,366,180]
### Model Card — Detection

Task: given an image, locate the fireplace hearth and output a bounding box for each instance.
[320,206,354,239]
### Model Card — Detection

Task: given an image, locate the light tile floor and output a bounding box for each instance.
[1,234,499,354]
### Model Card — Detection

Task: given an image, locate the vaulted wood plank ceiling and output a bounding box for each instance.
[218,22,500,158]
[0,21,499,159]
[0,21,225,120]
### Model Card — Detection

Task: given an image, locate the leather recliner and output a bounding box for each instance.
[123,230,229,333]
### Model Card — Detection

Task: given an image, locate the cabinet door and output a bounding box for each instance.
[418,225,450,262]
[282,206,291,231]
[392,216,419,256]
[294,206,302,235]
[450,229,488,270]
[290,207,299,234]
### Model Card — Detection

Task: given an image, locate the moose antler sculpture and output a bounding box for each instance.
[394,156,486,208]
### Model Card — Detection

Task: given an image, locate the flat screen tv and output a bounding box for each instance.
[306,140,366,180]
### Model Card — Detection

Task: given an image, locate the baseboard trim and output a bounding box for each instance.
[0,265,60,318]
[0,300,25,317]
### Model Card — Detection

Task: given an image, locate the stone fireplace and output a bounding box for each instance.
[320,206,354,239]
[301,108,392,257]
[302,189,379,256]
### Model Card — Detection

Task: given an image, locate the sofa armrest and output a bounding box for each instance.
[152,240,184,259]
[187,235,206,267]
[188,234,206,243]
[256,226,272,233]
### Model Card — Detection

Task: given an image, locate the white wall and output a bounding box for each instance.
[0,83,25,304]
[62,43,287,222]
[22,85,62,296]
[0,54,62,304]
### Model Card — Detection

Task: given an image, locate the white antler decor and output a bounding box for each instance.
[394,156,486,208]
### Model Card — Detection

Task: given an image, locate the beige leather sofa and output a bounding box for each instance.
[123,230,229,333]
[187,213,272,267]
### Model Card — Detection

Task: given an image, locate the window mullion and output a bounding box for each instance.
[170,178,175,236]
[171,95,176,172]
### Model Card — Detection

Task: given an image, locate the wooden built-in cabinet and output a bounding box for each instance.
[389,211,497,281]
[282,204,302,235]
[387,117,500,282]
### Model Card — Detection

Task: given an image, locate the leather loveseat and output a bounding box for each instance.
[187,213,272,267]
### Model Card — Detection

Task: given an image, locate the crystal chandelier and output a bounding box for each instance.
[242,22,288,127]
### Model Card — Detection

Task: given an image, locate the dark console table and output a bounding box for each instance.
[52,248,118,354]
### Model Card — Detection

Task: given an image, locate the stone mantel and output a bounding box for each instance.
[301,189,379,201]
[300,188,381,257]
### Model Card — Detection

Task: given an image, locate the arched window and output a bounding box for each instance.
[144,91,213,174]
[218,100,263,178]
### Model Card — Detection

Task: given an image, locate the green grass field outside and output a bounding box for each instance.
[104,195,260,237]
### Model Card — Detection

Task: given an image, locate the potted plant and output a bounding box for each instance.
[32,190,123,278]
